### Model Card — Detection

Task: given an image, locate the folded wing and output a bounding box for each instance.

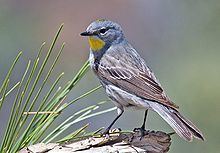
[95,53,179,110]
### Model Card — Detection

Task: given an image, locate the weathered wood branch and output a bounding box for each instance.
[19,130,172,153]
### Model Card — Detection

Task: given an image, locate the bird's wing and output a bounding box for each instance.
[95,45,179,110]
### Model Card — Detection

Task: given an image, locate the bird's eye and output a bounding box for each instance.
[99,28,107,34]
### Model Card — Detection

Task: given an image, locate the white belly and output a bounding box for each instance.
[105,84,152,110]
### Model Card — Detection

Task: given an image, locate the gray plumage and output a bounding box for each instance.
[82,19,204,141]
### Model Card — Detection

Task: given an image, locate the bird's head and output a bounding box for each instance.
[81,19,124,51]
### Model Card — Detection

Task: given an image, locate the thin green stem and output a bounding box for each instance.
[0,82,20,103]
[8,43,45,151]
[0,52,22,111]
[10,24,64,152]
[0,61,30,151]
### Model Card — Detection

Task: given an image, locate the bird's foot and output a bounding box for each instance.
[133,127,149,140]
[101,128,122,138]
[100,128,110,138]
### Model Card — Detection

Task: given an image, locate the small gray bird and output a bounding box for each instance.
[81,19,204,141]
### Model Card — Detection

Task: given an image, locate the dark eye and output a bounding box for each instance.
[99,28,107,34]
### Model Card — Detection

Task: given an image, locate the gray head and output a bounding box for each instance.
[81,19,124,51]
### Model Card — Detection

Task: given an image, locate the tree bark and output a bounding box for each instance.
[19,130,172,153]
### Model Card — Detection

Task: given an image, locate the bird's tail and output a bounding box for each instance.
[149,102,205,141]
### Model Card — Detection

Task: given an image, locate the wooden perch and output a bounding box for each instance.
[19,130,172,153]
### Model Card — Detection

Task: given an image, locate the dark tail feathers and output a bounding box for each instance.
[149,102,205,141]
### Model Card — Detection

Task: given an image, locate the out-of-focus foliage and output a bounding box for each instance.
[0,1,219,153]
[0,25,116,152]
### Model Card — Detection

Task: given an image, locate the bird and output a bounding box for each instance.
[80,19,204,141]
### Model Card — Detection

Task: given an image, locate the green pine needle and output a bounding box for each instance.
[0,24,115,153]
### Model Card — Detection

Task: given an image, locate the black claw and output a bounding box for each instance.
[101,109,124,137]
[102,128,110,136]
[133,127,146,140]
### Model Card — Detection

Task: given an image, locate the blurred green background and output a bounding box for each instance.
[0,0,219,152]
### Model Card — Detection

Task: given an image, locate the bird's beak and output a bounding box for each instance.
[80,31,93,36]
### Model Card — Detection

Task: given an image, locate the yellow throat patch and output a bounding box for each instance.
[88,36,105,51]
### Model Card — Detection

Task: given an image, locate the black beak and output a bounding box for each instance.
[80,31,93,36]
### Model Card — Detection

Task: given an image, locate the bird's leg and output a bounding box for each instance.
[103,108,124,135]
[141,109,148,130]
[134,110,148,138]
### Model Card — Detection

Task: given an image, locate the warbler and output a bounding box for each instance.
[80,19,204,141]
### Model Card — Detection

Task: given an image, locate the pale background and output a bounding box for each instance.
[0,0,220,152]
